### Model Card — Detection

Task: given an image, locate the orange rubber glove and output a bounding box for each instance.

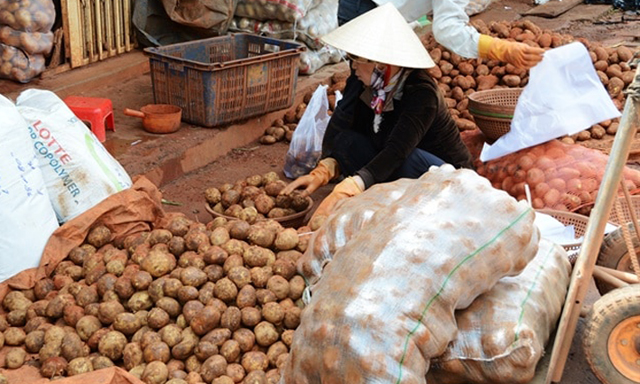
[478,34,544,69]
[310,176,364,221]
[281,158,339,197]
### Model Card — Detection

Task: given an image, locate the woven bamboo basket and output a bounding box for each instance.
[204,196,314,228]
[468,88,523,142]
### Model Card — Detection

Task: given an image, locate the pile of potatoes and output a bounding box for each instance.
[0,214,313,383]
[205,172,311,223]
[421,19,636,143]
[0,0,55,82]
[258,72,346,146]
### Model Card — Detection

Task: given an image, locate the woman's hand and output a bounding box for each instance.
[280,173,325,197]
[280,158,339,197]
[310,176,364,220]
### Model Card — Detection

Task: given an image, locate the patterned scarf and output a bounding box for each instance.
[370,66,407,133]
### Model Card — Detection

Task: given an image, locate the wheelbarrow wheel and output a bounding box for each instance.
[597,223,640,295]
[583,284,640,384]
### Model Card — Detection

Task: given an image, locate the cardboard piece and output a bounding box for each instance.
[2,366,144,384]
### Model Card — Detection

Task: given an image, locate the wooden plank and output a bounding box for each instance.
[114,0,124,54]
[86,0,97,63]
[60,0,71,59]
[98,0,107,60]
[523,0,583,18]
[123,0,131,51]
[63,0,85,68]
[105,0,116,57]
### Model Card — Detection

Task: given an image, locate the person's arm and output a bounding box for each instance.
[430,0,481,58]
[356,80,438,189]
[431,0,544,68]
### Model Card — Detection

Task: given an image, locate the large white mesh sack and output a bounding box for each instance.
[429,238,571,384]
[16,89,132,223]
[283,165,540,384]
[0,94,58,282]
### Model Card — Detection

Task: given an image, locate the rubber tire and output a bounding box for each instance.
[583,284,640,384]
[597,222,640,295]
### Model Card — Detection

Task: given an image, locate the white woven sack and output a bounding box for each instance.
[0,94,58,282]
[16,89,132,223]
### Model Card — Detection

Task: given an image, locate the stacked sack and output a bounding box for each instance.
[429,238,571,384]
[230,0,342,74]
[283,165,540,383]
[0,0,55,82]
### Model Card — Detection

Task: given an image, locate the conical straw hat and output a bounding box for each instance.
[321,3,435,69]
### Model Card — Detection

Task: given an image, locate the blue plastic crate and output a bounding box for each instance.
[144,34,305,127]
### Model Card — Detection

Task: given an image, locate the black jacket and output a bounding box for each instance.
[322,69,474,188]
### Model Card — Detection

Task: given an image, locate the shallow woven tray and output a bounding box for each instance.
[204,196,314,228]
[468,88,523,142]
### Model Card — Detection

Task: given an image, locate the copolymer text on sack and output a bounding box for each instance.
[28,119,81,198]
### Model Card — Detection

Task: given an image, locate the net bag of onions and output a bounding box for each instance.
[283,164,540,384]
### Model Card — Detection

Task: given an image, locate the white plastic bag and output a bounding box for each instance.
[16,89,133,223]
[480,42,621,162]
[283,84,330,179]
[0,94,58,282]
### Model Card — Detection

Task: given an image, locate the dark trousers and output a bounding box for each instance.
[337,0,377,25]
[331,130,445,183]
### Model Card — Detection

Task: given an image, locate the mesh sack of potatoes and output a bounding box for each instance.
[282,165,540,383]
[234,0,320,23]
[231,0,336,51]
[429,238,571,384]
[476,139,640,215]
[0,42,45,82]
[0,0,55,33]
[0,26,53,55]
[297,45,342,75]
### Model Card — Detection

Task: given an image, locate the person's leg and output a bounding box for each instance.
[388,148,445,181]
[337,0,377,26]
[330,130,377,177]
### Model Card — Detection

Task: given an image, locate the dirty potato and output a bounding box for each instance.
[98,330,127,360]
[200,355,228,383]
[241,351,269,372]
[76,315,102,341]
[67,357,93,376]
[86,225,111,248]
[254,322,279,347]
[40,356,68,378]
[143,361,169,384]
[190,306,221,336]
[5,347,27,368]
[241,307,262,327]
